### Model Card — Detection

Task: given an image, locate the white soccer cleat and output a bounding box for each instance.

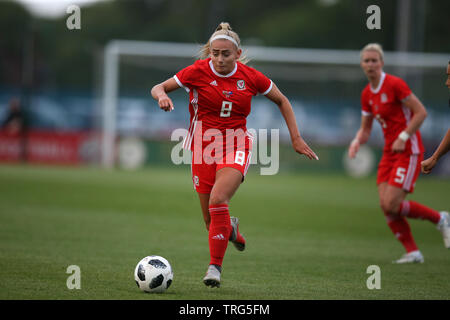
[203,265,221,288]
[437,211,450,249]
[230,216,246,251]
[392,250,424,264]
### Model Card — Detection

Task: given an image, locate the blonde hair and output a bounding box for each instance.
[198,22,249,64]
[360,43,384,61]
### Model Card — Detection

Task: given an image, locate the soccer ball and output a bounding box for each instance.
[134,255,173,293]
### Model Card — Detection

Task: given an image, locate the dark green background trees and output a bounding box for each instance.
[1,0,449,91]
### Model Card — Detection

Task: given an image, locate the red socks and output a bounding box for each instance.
[385,214,419,253]
[384,200,441,253]
[208,204,232,267]
[399,200,441,224]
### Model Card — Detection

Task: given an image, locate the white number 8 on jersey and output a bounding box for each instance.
[220,101,232,117]
[235,151,246,166]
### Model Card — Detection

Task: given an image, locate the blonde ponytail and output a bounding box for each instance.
[216,22,233,32]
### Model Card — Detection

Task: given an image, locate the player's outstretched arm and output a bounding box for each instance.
[421,129,450,174]
[348,115,373,159]
[151,78,180,112]
[264,83,318,160]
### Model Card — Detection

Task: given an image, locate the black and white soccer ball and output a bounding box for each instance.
[134,255,173,293]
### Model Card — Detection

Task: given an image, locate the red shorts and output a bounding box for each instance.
[190,131,254,194]
[377,152,423,193]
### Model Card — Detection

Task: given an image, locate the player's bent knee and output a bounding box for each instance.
[209,195,229,206]
[380,199,401,215]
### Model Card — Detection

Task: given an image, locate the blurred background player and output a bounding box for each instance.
[348,43,450,264]
[1,97,27,161]
[2,97,25,135]
[151,22,318,287]
[421,61,450,174]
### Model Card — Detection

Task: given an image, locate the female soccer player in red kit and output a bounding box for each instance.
[151,22,318,287]
[349,43,450,264]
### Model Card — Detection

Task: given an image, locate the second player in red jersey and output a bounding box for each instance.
[151,22,318,287]
[361,72,424,156]
[349,43,450,264]
[361,71,425,192]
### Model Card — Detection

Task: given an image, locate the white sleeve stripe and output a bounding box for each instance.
[261,80,273,95]
[173,75,190,93]
[362,110,372,116]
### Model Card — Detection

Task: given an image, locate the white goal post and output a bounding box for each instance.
[101,40,449,168]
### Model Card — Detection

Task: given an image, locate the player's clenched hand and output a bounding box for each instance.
[421,157,437,174]
[158,95,174,112]
[348,138,360,159]
[391,138,406,153]
[293,137,319,160]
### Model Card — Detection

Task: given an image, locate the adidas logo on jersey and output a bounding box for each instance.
[212,234,226,240]
[210,80,218,86]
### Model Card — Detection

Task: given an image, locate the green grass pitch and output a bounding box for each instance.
[0,164,449,300]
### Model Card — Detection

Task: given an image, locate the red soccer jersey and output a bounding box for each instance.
[361,72,424,155]
[174,58,273,150]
